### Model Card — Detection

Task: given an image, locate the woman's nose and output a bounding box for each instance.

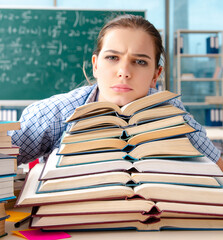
[117,63,131,80]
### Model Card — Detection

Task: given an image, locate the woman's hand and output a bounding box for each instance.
[217,157,223,171]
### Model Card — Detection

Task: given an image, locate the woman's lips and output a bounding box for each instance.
[111,84,132,93]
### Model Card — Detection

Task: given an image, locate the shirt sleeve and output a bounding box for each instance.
[169,97,221,163]
[10,100,66,165]
[9,84,97,165]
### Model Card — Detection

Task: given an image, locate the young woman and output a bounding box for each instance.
[10,14,223,170]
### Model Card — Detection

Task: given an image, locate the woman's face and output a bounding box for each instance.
[92,27,162,106]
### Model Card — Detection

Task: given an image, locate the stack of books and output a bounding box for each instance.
[0,202,8,238]
[0,121,20,237]
[0,121,20,156]
[5,166,27,210]
[16,91,223,231]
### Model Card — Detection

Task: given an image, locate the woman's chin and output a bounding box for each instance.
[98,92,139,106]
[108,97,134,107]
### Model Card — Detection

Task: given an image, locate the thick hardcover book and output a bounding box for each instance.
[0,154,17,176]
[37,171,223,194]
[38,148,221,181]
[34,200,223,218]
[0,121,20,132]
[66,91,180,122]
[0,215,9,238]
[30,206,223,229]
[62,116,191,144]
[58,135,201,156]
[39,218,223,231]
[67,104,186,133]
[0,145,20,155]
[0,202,7,220]
[31,210,223,229]
[0,176,14,191]
[15,164,223,207]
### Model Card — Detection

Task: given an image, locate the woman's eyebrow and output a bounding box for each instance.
[104,49,122,54]
[132,53,151,60]
[104,50,151,60]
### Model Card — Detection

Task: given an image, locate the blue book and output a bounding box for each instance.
[206,36,219,54]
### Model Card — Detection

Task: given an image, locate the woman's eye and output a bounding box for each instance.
[105,56,118,61]
[135,59,148,66]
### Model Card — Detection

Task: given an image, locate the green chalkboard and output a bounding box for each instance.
[0,9,145,100]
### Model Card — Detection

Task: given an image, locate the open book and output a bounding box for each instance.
[31,209,223,229]
[62,115,191,144]
[34,200,223,218]
[62,123,196,147]
[37,171,223,194]
[58,134,201,156]
[68,104,186,133]
[66,91,180,122]
[38,148,218,181]
[39,218,223,231]
[15,164,223,207]
[54,151,211,169]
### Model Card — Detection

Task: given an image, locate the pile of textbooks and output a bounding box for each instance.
[0,121,20,237]
[16,91,223,231]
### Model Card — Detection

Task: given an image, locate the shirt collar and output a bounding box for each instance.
[85,84,98,104]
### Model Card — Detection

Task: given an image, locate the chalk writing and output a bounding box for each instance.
[0,9,144,100]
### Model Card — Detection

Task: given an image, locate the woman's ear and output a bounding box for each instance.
[150,66,163,88]
[92,54,98,78]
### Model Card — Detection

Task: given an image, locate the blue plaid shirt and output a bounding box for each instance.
[10,84,221,165]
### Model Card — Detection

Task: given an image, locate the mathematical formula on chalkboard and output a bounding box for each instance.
[0,9,144,100]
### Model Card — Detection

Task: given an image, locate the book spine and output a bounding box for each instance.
[206,108,223,126]
[206,36,219,54]
[0,110,17,121]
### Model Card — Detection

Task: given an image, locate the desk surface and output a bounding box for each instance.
[4,218,223,240]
